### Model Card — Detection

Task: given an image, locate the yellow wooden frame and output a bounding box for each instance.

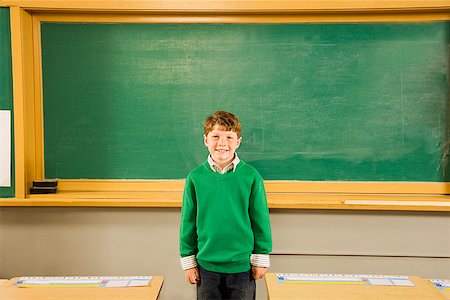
[2,1,450,210]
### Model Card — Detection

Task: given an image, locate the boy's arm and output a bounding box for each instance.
[249,174,272,269]
[179,177,199,270]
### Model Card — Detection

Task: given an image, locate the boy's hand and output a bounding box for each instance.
[252,266,267,280]
[184,267,200,284]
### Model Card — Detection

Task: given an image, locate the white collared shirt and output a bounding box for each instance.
[207,154,240,174]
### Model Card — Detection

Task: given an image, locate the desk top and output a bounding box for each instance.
[440,289,450,300]
[265,273,446,300]
[0,276,164,300]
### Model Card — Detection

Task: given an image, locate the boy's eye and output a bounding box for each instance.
[227,136,234,140]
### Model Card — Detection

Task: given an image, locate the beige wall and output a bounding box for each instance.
[0,207,448,299]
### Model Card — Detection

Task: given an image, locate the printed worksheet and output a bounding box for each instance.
[15,276,152,288]
[276,273,415,286]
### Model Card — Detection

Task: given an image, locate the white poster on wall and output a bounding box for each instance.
[0,110,11,187]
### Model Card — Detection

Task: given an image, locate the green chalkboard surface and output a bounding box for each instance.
[0,8,14,197]
[41,22,450,181]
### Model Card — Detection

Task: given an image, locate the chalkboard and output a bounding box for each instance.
[0,8,14,198]
[41,22,450,181]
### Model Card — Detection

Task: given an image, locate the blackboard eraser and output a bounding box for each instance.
[32,180,58,187]
[30,186,58,194]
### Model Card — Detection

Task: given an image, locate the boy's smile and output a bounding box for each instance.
[204,125,242,169]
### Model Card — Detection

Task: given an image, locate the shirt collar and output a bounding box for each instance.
[207,154,240,174]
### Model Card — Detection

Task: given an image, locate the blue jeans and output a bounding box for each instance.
[197,265,256,300]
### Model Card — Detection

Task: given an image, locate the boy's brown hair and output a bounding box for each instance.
[204,110,242,138]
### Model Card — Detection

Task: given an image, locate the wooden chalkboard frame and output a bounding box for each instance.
[2,1,450,211]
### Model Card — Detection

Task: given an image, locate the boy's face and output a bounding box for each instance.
[204,125,242,169]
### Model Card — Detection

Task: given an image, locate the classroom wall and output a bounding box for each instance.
[0,208,448,299]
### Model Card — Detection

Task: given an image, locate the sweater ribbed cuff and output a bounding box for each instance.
[180,255,198,270]
[250,254,270,268]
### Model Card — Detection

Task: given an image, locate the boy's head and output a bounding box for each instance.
[203,111,242,168]
[204,110,242,138]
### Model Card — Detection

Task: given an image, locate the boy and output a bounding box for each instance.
[180,110,272,300]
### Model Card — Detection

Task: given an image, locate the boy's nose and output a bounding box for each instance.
[218,136,227,145]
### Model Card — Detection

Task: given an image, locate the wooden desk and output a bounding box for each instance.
[265,273,446,300]
[441,289,450,300]
[0,276,164,300]
[439,288,450,300]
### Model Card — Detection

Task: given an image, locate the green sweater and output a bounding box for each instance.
[180,160,272,274]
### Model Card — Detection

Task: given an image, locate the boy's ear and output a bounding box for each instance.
[236,136,242,148]
[203,134,208,147]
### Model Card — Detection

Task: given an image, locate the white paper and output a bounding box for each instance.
[105,280,129,287]
[368,278,393,286]
[128,280,151,287]
[283,275,361,282]
[0,110,11,187]
[52,279,100,284]
[392,279,414,286]
[22,279,50,285]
